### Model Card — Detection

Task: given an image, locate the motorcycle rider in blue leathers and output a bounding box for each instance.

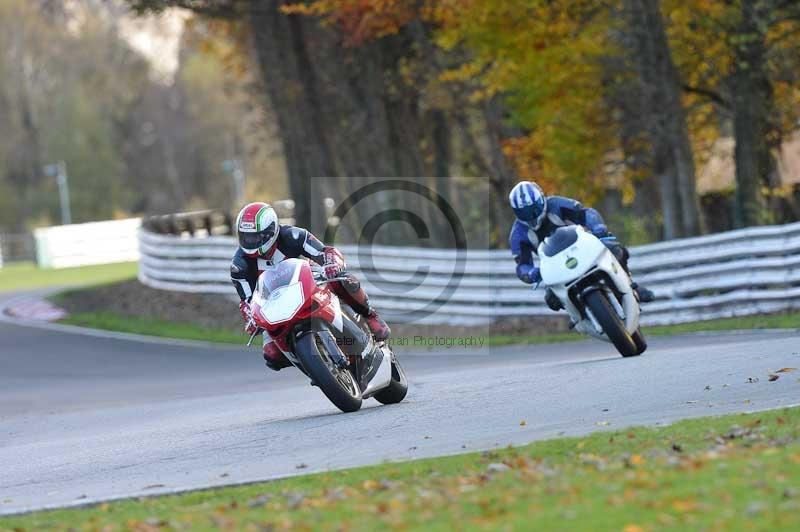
[509,181,655,311]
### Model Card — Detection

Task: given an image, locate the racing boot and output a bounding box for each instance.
[263,341,291,371]
[365,309,391,342]
[631,282,655,303]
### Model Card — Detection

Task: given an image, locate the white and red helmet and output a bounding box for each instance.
[236,202,279,256]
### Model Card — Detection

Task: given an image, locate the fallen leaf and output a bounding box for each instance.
[487,463,511,473]
[776,368,797,373]
[247,495,272,508]
[672,499,698,512]
[769,374,780,382]
[520,420,527,426]
[746,501,766,516]
[219,473,229,478]
[596,421,610,426]
[286,491,305,509]
[747,377,759,383]
[704,385,711,391]
[143,484,164,490]
[362,480,381,491]
[623,525,645,532]
[295,463,308,469]
[671,443,683,453]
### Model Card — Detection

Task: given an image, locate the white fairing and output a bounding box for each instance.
[252,260,306,325]
[330,296,344,332]
[361,345,394,398]
[539,229,606,286]
[538,227,639,339]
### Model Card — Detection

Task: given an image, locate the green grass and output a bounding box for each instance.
[4,407,800,531]
[62,312,244,344]
[0,261,137,293]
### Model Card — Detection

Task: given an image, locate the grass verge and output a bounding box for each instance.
[3,407,799,530]
[0,261,137,293]
[58,310,800,347]
[61,312,243,344]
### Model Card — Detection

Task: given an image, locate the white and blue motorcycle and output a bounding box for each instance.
[538,226,647,357]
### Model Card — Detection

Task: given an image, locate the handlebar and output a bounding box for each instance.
[313,272,350,286]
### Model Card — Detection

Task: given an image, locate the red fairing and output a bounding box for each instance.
[250,258,341,354]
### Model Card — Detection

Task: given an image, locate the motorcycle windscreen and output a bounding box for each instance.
[259,282,305,324]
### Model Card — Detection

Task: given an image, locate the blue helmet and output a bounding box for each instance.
[509,181,547,229]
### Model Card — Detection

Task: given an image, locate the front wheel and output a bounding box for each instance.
[374,355,408,405]
[295,332,362,412]
[584,290,639,357]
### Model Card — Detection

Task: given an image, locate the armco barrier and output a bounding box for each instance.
[35,218,142,269]
[138,220,800,326]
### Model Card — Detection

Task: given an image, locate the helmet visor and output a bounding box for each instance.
[514,203,545,225]
[239,221,277,251]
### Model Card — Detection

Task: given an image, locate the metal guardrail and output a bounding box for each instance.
[142,202,297,237]
[138,219,800,326]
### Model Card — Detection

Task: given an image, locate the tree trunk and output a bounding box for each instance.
[622,0,702,238]
[729,1,775,228]
[248,2,335,232]
[6,23,43,232]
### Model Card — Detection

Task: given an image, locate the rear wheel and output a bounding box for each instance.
[295,332,362,412]
[632,328,647,355]
[584,290,639,357]
[374,355,408,405]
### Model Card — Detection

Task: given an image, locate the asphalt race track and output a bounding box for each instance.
[1,290,799,515]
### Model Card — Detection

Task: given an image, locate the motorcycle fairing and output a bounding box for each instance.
[539,227,639,339]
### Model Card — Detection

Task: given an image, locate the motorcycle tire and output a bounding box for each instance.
[374,355,408,405]
[631,328,648,355]
[584,290,639,358]
[295,331,363,412]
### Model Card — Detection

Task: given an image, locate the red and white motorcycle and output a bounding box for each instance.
[248,258,408,412]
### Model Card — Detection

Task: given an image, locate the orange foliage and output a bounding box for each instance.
[281,0,419,46]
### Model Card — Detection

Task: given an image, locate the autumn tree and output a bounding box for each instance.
[666,0,800,227]
[610,0,702,238]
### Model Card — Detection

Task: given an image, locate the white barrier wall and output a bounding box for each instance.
[138,221,800,326]
[35,218,142,269]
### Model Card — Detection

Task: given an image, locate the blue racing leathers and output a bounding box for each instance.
[510,196,620,285]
